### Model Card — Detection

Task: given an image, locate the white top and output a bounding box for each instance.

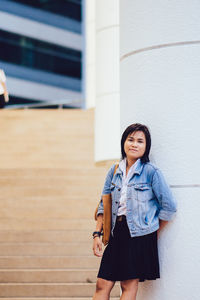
[117,158,139,216]
[0,69,6,95]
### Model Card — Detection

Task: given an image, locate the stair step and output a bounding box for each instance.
[0,283,120,297]
[0,231,93,243]
[0,206,96,219]
[0,201,98,211]
[0,186,99,197]
[0,243,95,256]
[0,218,94,231]
[0,196,99,205]
[0,171,106,186]
[0,197,98,204]
[0,256,100,269]
[0,269,97,283]
[0,210,95,220]
[0,209,95,219]
[0,298,120,300]
[0,168,105,179]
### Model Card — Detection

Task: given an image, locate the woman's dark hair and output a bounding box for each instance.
[121,123,151,163]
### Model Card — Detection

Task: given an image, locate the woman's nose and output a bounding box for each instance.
[132,141,137,146]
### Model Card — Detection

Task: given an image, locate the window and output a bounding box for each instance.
[0,29,82,79]
[8,0,82,21]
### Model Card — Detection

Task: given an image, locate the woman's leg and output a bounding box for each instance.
[93,278,115,300]
[120,279,139,300]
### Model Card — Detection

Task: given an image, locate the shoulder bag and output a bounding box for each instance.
[94,163,119,245]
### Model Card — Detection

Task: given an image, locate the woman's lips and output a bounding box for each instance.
[129,149,138,152]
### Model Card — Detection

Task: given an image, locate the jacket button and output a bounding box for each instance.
[113,213,116,215]
[118,188,121,191]
[115,201,118,204]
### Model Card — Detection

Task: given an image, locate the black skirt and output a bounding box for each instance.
[98,217,160,282]
[0,94,5,109]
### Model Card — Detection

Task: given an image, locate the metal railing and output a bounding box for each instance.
[5,99,82,109]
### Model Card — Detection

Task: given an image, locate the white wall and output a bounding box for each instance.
[94,0,120,161]
[120,1,200,299]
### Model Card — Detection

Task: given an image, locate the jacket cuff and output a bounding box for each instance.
[158,209,176,221]
[97,208,104,216]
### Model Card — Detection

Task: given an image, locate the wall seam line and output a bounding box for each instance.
[96,91,120,98]
[96,24,119,33]
[120,40,200,61]
[170,184,200,188]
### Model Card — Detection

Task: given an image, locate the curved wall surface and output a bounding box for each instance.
[95,0,120,161]
[120,1,200,299]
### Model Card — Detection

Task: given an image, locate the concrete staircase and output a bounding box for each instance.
[0,109,120,299]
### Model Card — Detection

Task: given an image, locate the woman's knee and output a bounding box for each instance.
[96,278,115,294]
[120,279,139,292]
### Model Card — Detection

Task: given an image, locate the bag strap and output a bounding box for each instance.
[94,163,119,221]
[113,163,119,177]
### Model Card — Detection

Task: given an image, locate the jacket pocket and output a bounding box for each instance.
[134,183,152,202]
[110,182,121,191]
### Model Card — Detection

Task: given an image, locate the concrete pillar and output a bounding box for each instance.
[120,1,200,299]
[84,0,96,108]
[95,0,120,161]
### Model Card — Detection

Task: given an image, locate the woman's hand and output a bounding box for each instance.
[4,92,9,102]
[157,220,169,238]
[93,236,103,257]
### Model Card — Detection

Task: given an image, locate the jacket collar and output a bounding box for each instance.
[116,158,143,176]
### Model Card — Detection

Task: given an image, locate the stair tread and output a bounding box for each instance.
[0,268,97,271]
[0,298,119,300]
[0,283,117,285]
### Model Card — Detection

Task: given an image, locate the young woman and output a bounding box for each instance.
[0,69,9,109]
[92,123,177,300]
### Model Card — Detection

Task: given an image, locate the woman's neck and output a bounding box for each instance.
[125,157,138,175]
[126,157,137,168]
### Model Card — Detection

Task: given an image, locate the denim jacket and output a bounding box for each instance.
[97,159,177,237]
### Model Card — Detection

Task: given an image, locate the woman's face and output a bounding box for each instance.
[124,130,146,162]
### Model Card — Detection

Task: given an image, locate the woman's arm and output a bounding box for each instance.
[2,81,9,102]
[93,214,103,257]
[157,219,168,237]
[93,164,116,256]
[152,168,177,221]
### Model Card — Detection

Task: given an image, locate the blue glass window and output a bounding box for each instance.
[0,29,81,79]
[8,0,82,21]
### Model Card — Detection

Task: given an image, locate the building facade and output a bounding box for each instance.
[0,0,83,108]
